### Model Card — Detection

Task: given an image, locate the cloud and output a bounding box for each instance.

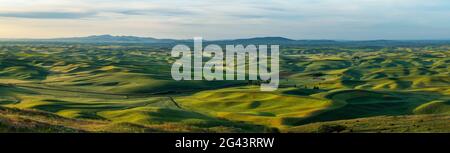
[0,11,96,19]
[116,8,195,16]
[0,0,450,39]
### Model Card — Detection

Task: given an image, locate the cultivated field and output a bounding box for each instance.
[0,42,449,133]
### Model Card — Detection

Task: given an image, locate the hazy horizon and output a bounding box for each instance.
[1,0,450,40]
[2,34,450,41]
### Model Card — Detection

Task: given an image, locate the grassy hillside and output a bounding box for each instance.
[287,114,450,133]
[0,43,448,133]
[176,86,332,128]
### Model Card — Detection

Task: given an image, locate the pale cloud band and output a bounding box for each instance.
[0,11,96,19]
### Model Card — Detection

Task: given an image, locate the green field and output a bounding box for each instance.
[0,43,449,133]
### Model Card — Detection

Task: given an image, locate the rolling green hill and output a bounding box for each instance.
[0,43,448,133]
[287,114,450,133]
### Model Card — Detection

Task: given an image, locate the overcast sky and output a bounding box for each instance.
[0,0,449,40]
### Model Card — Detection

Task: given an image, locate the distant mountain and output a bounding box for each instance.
[0,35,336,45]
[48,35,177,43]
[209,37,339,46]
[2,35,450,46]
[220,37,295,44]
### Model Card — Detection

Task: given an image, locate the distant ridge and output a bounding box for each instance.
[2,35,450,46]
[47,34,177,43]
